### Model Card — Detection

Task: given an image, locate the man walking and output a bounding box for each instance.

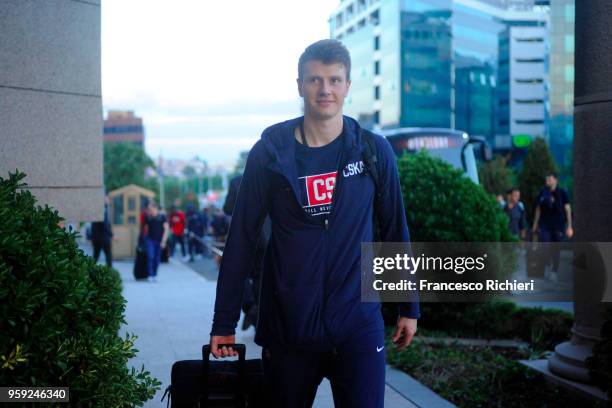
[168,204,188,261]
[210,39,419,407]
[532,172,573,275]
[504,187,527,240]
[142,201,169,282]
[90,195,113,267]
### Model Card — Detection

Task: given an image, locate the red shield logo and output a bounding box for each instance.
[304,171,336,206]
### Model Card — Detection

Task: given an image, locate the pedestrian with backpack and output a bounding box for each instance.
[210,39,419,407]
[504,187,527,240]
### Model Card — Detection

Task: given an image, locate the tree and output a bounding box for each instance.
[478,155,516,196]
[182,165,197,178]
[103,142,156,192]
[518,138,558,225]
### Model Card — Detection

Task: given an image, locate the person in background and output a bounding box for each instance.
[210,206,229,268]
[503,187,527,240]
[168,204,188,261]
[186,204,205,262]
[200,206,210,257]
[532,172,573,275]
[90,195,113,267]
[142,201,169,282]
[496,193,506,209]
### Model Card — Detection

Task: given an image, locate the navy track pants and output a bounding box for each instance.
[262,330,386,408]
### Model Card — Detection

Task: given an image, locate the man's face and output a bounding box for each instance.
[148,204,159,216]
[510,190,520,203]
[545,175,557,190]
[298,60,351,121]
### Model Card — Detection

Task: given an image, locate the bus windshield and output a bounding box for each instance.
[379,128,479,184]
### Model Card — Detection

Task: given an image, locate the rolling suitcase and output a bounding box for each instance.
[133,244,148,280]
[161,244,170,263]
[162,344,265,408]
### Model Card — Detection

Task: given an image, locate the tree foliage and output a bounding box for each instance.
[478,155,516,196]
[0,171,160,406]
[518,138,558,225]
[104,142,156,192]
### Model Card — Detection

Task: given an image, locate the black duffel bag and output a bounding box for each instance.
[162,343,265,408]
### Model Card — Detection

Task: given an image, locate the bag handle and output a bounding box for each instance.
[202,343,246,362]
[201,344,247,407]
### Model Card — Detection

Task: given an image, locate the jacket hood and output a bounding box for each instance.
[259,115,365,193]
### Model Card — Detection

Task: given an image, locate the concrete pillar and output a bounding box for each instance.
[547,0,612,383]
[0,0,103,222]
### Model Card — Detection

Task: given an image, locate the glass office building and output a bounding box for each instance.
[331,0,547,150]
[548,0,574,172]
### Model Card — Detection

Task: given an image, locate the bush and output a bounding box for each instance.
[398,150,515,242]
[0,171,160,406]
[384,151,518,330]
[385,333,601,408]
[416,301,573,350]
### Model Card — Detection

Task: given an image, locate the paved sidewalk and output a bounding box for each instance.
[113,254,448,407]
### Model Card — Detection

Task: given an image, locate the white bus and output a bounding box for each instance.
[379,127,491,185]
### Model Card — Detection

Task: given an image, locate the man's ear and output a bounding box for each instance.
[346,79,352,93]
[296,78,303,97]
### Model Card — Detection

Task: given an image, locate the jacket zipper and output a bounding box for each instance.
[321,148,349,353]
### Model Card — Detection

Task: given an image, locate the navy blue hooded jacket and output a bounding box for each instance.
[211,116,420,352]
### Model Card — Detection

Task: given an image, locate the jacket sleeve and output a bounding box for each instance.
[375,136,420,319]
[211,140,270,336]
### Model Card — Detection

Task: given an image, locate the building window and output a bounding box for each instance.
[515,119,544,125]
[358,0,366,12]
[515,58,544,63]
[516,37,544,43]
[358,18,366,28]
[374,110,380,124]
[370,10,379,26]
[515,78,543,84]
[374,61,380,75]
[347,4,354,19]
[564,94,573,109]
[565,34,574,53]
[565,4,575,22]
[336,13,343,28]
[374,35,380,50]
[515,99,544,104]
[565,65,574,82]
[348,26,354,35]
[374,86,380,100]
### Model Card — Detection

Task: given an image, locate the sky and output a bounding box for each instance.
[102,0,339,169]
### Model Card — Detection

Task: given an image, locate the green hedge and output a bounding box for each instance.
[419,301,572,350]
[398,150,515,243]
[0,172,159,406]
[385,332,602,408]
